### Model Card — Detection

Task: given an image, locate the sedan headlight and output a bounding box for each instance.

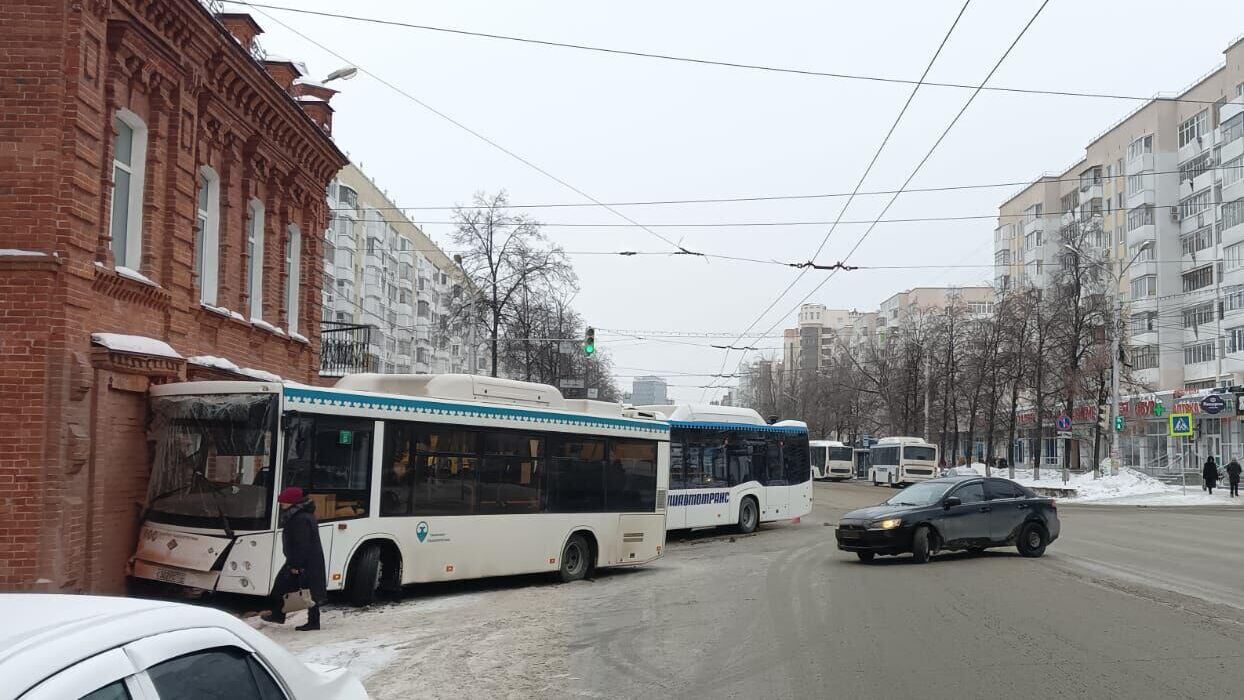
[874,518,903,530]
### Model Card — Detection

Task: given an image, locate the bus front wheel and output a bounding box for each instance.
[737,496,759,534]
[558,533,592,583]
[345,544,383,606]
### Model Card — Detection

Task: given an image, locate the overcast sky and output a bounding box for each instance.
[238,0,1244,403]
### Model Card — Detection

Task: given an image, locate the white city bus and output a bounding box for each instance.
[637,404,812,533]
[129,374,669,605]
[868,437,939,487]
[810,440,855,480]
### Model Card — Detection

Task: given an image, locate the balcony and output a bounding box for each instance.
[1222,136,1244,166]
[1125,224,1156,249]
[1177,134,1211,165]
[1125,188,1155,210]
[1022,218,1044,236]
[320,322,376,376]
[1127,260,1157,280]
[1079,183,1103,202]
[1126,152,1153,175]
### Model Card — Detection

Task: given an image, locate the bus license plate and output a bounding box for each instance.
[153,566,186,585]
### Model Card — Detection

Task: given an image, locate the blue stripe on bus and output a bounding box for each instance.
[284,386,669,434]
[669,420,808,435]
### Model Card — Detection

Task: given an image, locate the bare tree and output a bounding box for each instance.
[452,192,575,377]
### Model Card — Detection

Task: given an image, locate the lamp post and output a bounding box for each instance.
[321,66,359,84]
[1065,238,1152,477]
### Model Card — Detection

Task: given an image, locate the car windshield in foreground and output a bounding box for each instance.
[884,481,952,507]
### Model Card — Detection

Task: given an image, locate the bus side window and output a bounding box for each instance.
[547,437,605,512]
[480,433,543,515]
[607,440,657,512]
[765,437,784,485]
[727,438,752,485]
[282,415,373,521]
[748,439,768,485]
[380,421,415,517]
[669,439,686,490]
[783,435,810,483]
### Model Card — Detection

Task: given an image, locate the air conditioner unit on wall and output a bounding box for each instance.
[1171,206,1181,222]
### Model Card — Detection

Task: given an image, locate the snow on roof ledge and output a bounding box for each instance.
[188,355,241,373]
[92,333,182,359]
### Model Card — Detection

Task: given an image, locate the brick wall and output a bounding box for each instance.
[0,0,346,593]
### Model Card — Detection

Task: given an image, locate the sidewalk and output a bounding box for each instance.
[947,463,1244,506]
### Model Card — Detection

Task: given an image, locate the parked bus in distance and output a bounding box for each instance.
[130,374,669,605]
[635,404,811,534]
[868,437,938,487]
[853,448,871,480]
[810,440,855,481]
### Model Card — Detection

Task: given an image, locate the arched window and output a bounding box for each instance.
[246,198,265,319]
[284,224,302,334]
[109,109,147,270]
[194,166,220,305]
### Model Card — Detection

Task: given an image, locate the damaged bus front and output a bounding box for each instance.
[130,382,282,596]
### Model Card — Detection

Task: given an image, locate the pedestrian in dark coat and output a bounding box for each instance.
[1203,457,1219,495]
[1227,459,1242,498]
[262,487,327,631]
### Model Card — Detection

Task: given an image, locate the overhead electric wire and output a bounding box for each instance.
[721,0,1054,390]
[245,5,695,256]
[334,165,1244,212]
[228,1,1231,107]
[698,0,972,400]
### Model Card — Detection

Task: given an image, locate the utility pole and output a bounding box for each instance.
[1110,293,1122,478]
[923,351,931,442]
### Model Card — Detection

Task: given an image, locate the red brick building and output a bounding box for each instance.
[0,1,347,593]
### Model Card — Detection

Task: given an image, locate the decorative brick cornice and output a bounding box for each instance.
[89,346,183,378]
[92,265,172,310]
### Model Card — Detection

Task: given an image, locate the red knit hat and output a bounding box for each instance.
[277,486,304,504]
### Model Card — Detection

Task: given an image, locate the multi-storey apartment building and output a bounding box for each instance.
[876,286,995,335]
[631,376,669,406]
[783,304,878,374]
[321,164,488,377]
[994,37,1244,392]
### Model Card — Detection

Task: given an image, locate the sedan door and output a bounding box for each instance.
[985,478,1032,545]
[938,481,991,549]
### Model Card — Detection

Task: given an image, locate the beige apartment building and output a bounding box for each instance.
[321,164,489,377]
[994,37,1244,393]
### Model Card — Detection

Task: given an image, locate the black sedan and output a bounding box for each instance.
[835,476,1060,563]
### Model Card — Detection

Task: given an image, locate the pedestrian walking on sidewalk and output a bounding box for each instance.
[262,487,327,631]
[1203,457,1220,495]
[1227,459,1242,498]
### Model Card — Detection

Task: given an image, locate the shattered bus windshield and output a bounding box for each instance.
[146,393,278,530]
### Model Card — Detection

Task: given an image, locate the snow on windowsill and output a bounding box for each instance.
[116,265,158,287]
[289,331,309,344]
[92,332,181,358]
[0,249,48,257]
[251,318,286,336]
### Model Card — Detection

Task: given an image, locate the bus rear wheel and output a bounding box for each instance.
[558,534,592,583]
[737,496,759,534]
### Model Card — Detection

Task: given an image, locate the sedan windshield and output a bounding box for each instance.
[883,481,952,507]
[146,393,277,531]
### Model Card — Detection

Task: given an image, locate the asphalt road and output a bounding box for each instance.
[264,481,1244,699]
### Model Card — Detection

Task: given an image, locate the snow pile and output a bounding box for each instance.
[295,639,399,682]
[92,333,181,358]
[188,355,241,372]
[942,462,1184,502]
[239,367,282,382]
[289,331,309,344]
[201,304,231,317]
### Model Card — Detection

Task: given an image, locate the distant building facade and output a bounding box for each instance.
[631,376,669,406]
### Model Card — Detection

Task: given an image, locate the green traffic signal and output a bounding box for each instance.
[1114,415,1124,431]
[583,327,596,355]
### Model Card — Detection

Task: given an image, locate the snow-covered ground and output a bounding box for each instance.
[946,463,1244,506]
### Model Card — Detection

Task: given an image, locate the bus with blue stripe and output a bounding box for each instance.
[129,374,669,605]
[637,404,812,533]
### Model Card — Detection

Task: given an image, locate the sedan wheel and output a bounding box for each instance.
[911,526,931,564]
[1017,522,1047,558]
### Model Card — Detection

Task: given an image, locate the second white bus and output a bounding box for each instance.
[868,437,939,487]
[637,405,812,533]
[810,440,855,480]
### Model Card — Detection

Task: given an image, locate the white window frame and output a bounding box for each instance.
[109,109,147,270]
[284,224,302,334]
[1127,135,1152,161]
[1178,110,1207,148]
[195,166,221,305]
[247,198,265,320]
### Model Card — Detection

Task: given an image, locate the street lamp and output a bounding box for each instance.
[1065,239,1152,477]
[322,66,359,83]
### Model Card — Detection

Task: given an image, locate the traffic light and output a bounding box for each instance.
[1097,405,1109,430]
[583,327,596,355]
[1114,415,1124,432]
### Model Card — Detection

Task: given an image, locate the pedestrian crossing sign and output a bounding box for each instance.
[1168,413,1193,437]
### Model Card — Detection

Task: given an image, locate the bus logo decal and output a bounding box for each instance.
[416,521,429,542]
[667,492,730,507]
